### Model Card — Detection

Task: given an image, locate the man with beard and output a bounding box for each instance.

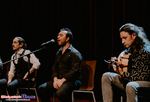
[38,28,82,102]
[101,23,150,102]
[6,37,41,95]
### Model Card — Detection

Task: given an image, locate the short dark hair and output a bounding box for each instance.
[60,28,73,43]
[14,37,27,48]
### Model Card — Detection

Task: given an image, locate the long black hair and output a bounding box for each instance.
[119,23,150,50]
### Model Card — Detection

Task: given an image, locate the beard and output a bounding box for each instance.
[12,46,20,51]
[60,41,67,47]
[123,45,127,49]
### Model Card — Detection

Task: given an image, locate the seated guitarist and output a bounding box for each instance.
[101,23,150,102]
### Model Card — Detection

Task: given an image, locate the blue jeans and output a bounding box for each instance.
[7,78,33,95]
[0,78,7,94]
[38,80,80,102]
[0,78,7,102]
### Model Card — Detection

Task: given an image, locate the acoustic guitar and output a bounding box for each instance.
[104,52,131,72]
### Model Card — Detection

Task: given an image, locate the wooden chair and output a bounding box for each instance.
[72,60,97,102]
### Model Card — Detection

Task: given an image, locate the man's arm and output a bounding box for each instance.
[23,50,41,80]
[113,51,124,75]
[7,74,14,84]
[24,50,41,70]
[23,67,36,80]
[7,56,16,84]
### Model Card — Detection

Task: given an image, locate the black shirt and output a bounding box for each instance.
[52,44,83,81]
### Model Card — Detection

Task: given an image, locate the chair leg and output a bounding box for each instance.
[72,91,96,102]
[53,92,55,102]
[6,89,19,102]
[34,88,39,102]
[16,89,19,102]
[91,92,96,102]
[16,89,20,95]
[121,95,123,102]
[72,92,75,102]
[6,89,9,96]
[5,89,10,102]
[17,88,39,102]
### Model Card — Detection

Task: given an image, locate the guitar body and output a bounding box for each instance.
[106,52,131,72]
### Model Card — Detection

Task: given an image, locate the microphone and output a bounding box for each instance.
[41,39,55,46]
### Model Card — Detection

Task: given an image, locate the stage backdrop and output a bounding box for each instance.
[0,0,150,101]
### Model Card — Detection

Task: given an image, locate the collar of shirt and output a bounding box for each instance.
[58,44,73,52]
[14,48,25,57]
[144,44,150,53]
[15,48,24,55]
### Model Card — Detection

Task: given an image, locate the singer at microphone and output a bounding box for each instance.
[41,39,55,46]
[38,28,82,102]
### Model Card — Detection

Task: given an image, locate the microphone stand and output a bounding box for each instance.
[0,47,46,66]
[27,54,30,102]
[0,46,46,101]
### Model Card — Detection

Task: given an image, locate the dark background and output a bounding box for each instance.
[0,0,150,101]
